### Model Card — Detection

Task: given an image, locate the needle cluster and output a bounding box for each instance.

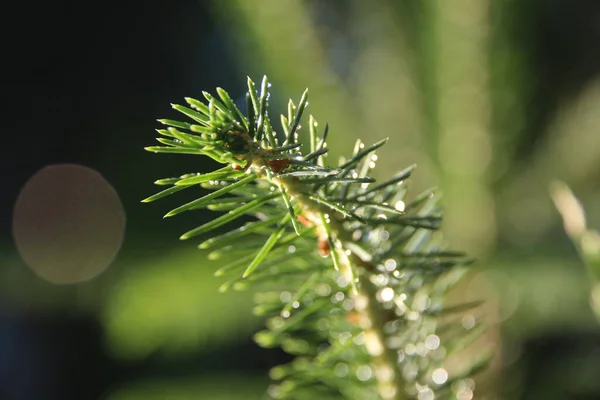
[144,76,488,399]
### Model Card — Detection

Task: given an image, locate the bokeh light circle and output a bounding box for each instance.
[12,164,125,284]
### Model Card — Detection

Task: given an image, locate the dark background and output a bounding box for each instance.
[2,1,600,399]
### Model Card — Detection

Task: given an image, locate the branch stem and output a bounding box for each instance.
[336,241,406,400]
[278,175,406,400]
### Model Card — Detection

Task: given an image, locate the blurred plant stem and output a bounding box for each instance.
[550,181,600,320]
[498,78,600,249]
[422,0,496,256]
[347,1,429,185]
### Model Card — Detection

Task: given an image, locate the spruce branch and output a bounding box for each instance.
[144,76,486,399]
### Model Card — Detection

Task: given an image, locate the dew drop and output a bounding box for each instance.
[425,334,440,350]
[373,274,389,286]
[334,363,349,377]
[280,291,292,302]
[458,390,473,400]
[342,298,354,311]
[315,283,331,296]
[356,365,373,381]
[339,331,352,345]
[384,259,397,271]
[332,292,345,302]
[462,315,476,330]
[395,201,405,212]
[353,332,365,345]
[432,368,448,385]
[416,342,429,356]
[379,287,394,302]
[417,387,434,400]
[337,275,349,288]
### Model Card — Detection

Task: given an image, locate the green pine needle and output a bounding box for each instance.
[200,215,283,250]
[171,104,210,125]
[141,184,192,203]
[175,169,246,186]
[179,193,279,240]
[165,174,257,218]
[243,214,291,278]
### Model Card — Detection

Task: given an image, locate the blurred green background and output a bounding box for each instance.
[3,0,600,399]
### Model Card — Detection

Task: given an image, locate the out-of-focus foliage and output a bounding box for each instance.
[104,375,268,400]
[103,247,260,359]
